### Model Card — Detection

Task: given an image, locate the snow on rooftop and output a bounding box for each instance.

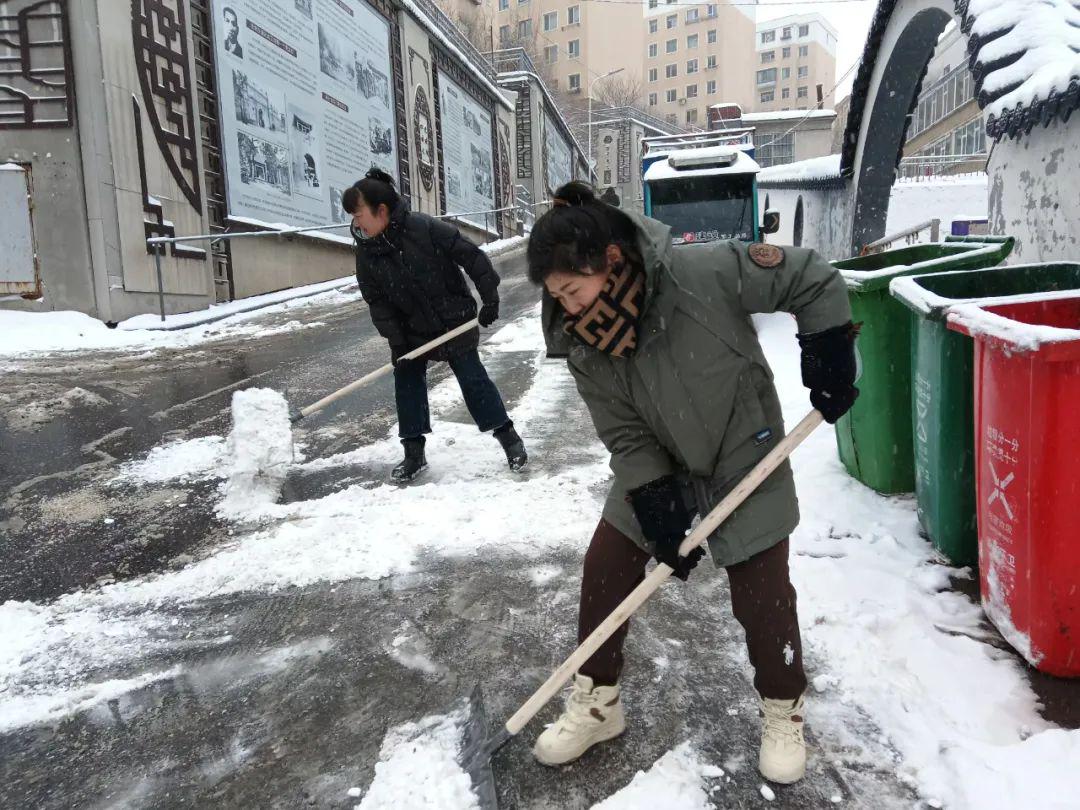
[757,153,841,184]
[741,109,836,122]
[965,0,1080,120]
[644,147,760,182]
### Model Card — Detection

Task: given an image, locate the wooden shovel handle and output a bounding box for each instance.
[298,318,480,419]
[503,409,824,736]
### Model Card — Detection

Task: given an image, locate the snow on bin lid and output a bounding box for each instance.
[890,261,1080,316]
[840,242,1006,293]
[947,299,1080,353]
[960,0,1080,136]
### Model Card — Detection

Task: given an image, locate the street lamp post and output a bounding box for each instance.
[588,67,624,184]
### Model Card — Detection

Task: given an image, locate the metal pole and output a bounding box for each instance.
[154,244,166,322]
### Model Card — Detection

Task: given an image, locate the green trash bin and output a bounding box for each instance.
[890,262,1080,567]
[831,240,1015,494]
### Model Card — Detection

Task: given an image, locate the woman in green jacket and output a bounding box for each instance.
[526,182,857,784]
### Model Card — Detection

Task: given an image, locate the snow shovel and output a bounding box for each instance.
[288,317,480,423]
[460,408,826,808]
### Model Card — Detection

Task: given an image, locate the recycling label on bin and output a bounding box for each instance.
[983,424,1021,602]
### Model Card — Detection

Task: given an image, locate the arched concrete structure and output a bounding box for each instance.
[793,196,804,247]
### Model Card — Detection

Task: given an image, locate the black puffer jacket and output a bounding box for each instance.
[354,201,500,361]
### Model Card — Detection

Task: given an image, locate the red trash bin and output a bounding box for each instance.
[948,296,1080,676]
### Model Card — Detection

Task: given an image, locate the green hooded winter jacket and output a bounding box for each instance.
[545,211,851,566]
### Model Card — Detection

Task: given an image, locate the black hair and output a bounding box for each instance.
[526,181,640,284]
[342,168,400,216]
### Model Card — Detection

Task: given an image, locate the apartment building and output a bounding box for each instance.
[643,1,756,129]
[488,0,646,99]
[753,14,837,112]
[900,25,987,177]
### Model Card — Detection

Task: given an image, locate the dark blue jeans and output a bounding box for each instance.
[394,348,510,439]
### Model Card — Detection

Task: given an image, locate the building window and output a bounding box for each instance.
[687,108,698,124]
[782,87,790,99]
[544,44,557,63]
[685,8,698,23]
[761,30,775,43]
[797,85,808,98]
[781,67,790,79]
[756,68,776,85]
[799,24,809,37]
[518,19,531,37]
[649,43,658,58]
[568,5,580,24]
[649,67,658,82]
[649,19,658,33]
[761,51,775,63]
[706,55,717,69]
[781,26,791,40]
[666,14,677,29]
[498,25,511,44]
[686,59,698,74]
[498,0,508,9]
[604,169,612,184]
[648,92,658,106]
[648,0,657,7]
[568,39,580,58]
[706,3,717,17]
[686,83,698,98]
[543,11,557,31]
[707,79,716,94]
[798,65,808,78]
[782,47,790,58]
[666,63,678,78]
[666,38,677,53]
[518,0,528,5]
[666,114,677,124]
[568,73,581,91]
[798,45,808,57]
[687,34,698,49]
[760,90,774,103]
[707,29,717,44]
[666,89,677,102]
[757,131,794,167]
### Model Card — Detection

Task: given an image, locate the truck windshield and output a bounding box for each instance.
[649,174,755,244]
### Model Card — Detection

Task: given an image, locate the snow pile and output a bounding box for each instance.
[885,174,988,236]
[966,0,1080,119]
[219,388,294,516]
[757,154,841,185]
[357,708,479,810]
[112,436,226,484]
[7,386,107,431]
[591,743,724,809]
[756,312,1080,809]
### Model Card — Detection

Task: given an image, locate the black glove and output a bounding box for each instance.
[390,343,415,367]
[628,475,705,581]
[797,322,859,424]
[478,300,500,328]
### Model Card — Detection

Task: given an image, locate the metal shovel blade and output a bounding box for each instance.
[458,685,511,810]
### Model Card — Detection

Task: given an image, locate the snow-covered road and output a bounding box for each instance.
[1,287,1077,808]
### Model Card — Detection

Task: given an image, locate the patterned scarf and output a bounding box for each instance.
[563,261,646,358]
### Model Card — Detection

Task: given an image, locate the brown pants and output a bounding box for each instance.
[578,519,807,700]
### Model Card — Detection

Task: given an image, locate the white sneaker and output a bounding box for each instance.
[759,693,807,784]
[533,674,626,766]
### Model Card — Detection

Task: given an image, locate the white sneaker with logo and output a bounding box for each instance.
[759,693,807,784]
[532,673,625,766]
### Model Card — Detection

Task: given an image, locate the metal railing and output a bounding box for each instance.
[897,153,988,179]
[861,218,941,254]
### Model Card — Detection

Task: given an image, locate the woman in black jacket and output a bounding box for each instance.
[343,169,527,481]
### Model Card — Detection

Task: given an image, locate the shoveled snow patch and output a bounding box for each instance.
[357,707,479,809]
[8,386,108,431]
[113,436,226,484]
[219,388,294,517]
[590,743,717,809]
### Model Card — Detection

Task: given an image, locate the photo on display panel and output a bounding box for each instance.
[369,117,393,156]
[221,4,244,59]
[294,0,312,20]
[317,22,356,86]
[471,143,492,198]
[357,61,390,107]
[233,69,286,133]
[237,131,292,195]
[289,105,321,199]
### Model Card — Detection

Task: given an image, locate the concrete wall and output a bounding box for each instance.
[758,184,853,260]
[230,236,354,299]
[989,118,1080,264]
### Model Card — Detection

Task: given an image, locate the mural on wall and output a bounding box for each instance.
[413,85,435,191]
[0,0,75,129]
[132,0,202,211]
[210,0,397,228]
[436,72,495,231]
[543,107,572,195]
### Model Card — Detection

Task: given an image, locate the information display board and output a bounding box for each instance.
[437,73,495,231]
[544,109,573,194]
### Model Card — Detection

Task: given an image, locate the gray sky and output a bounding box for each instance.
[755,0,879,101]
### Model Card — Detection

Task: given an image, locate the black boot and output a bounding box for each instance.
[494,422,528,472]
[391,437,427,483]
